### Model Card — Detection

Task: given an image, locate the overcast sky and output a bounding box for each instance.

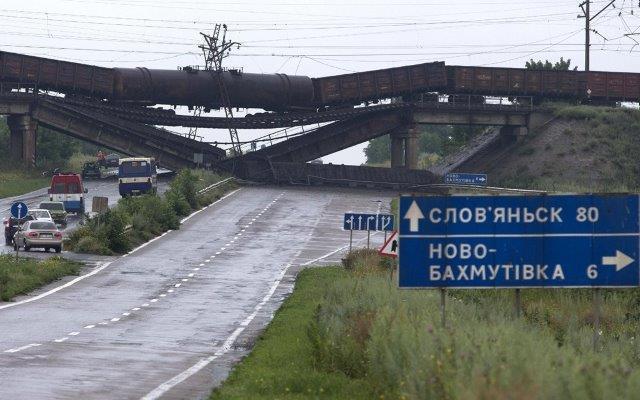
[2,0,639,164]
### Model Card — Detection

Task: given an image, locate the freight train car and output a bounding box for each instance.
[0,51,114,98]
[446,66,640,103]
[312,62,447,106]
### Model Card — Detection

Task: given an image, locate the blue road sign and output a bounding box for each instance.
[10,202,28,219]
[444,173,488,186]
[399,194,640,288]
[344,213,394,231]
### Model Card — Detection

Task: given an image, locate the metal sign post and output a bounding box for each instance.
[440,288,446,328]
[593,288,601,351]
[349,228,353,253]
[367,230,370,249]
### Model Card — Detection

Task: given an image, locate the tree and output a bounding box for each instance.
[525,57,578,71]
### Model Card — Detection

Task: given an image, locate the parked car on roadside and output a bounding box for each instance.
[38,201,68,226]
[13,220,63,253]
[3,215,34,246]
[27,209,54,223]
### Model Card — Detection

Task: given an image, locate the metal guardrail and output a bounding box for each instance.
[197,177,236,195]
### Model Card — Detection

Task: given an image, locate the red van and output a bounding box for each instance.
[48,173,88,214]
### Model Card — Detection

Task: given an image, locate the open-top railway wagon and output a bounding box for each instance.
[447,66,640,103]
[311,62,448,106]
[0,51,114,98]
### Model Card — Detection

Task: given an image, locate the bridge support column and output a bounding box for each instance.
[390,132,405,168]
[7,114,37,167]
[499,125,528,138]
[405,127,419,170]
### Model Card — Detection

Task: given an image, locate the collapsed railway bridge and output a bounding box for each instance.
[1,50,637,188]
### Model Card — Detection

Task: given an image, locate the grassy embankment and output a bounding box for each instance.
[213,249,640,400]
[0,169,50,199]
[66,169,235,255]
[0,255,81,301]
[494,104,640,192]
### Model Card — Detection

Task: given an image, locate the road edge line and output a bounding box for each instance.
[140,233,378,399]
[0,187,243,311]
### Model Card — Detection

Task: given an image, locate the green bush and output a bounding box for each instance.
[65,169,232,255]
[169,169,199,209]
[74,236,112,255]
[165,188,191,217]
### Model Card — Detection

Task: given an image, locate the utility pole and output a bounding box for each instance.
[199,24,243,155]
[578,0,615,71]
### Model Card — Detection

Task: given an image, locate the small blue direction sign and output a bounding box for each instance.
[445,173,487,186]
[399,194,640,288]
[344,213,394,231]
[10,202,28,219]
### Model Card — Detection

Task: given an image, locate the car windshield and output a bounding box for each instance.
[40,203,64,211]
[30,222,56,230]
[31,211,50,219]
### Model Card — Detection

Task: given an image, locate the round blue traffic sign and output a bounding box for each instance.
[10,202,28,219]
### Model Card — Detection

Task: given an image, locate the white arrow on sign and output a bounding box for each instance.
[404,201,424,233]
[602,250,635,271]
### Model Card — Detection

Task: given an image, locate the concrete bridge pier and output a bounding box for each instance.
[390,127,419,170]
[7,114,37,167]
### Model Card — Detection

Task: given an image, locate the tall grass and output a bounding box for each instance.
[0,255,81,301]
[308,251,640,399]
[0,168,50,198]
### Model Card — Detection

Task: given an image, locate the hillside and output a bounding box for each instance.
[443,104,640,191]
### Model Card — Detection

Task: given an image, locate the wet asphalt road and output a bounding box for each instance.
[0,185,393,399]
[1,177,170,255]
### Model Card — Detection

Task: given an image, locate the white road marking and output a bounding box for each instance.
[132,307,141,311]
[123,230,173,258]
[174,284,181,288]
[98,322,108,326]
[188,273,195,277]
[180,189,241,224]
[167,289,174,293]
[221,247,226,251]
[54,337,68,343]
[110,318,120,322]
[0,261,113,311]
[160,294,166,297]
[142,303,150,307]
[84,325,95,329]
[215,252,221,255]
[0,188,243,316]
[122,312,131,316]
[4,343,41,353]
[193,268,200,271]
[0,189,243,313]
[68,332,79,336]
[181,278,188,282]
[141,265,290,400]
[199,263,205,267]
[150,299,158,303]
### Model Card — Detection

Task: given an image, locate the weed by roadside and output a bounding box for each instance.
[0,255,81,301]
